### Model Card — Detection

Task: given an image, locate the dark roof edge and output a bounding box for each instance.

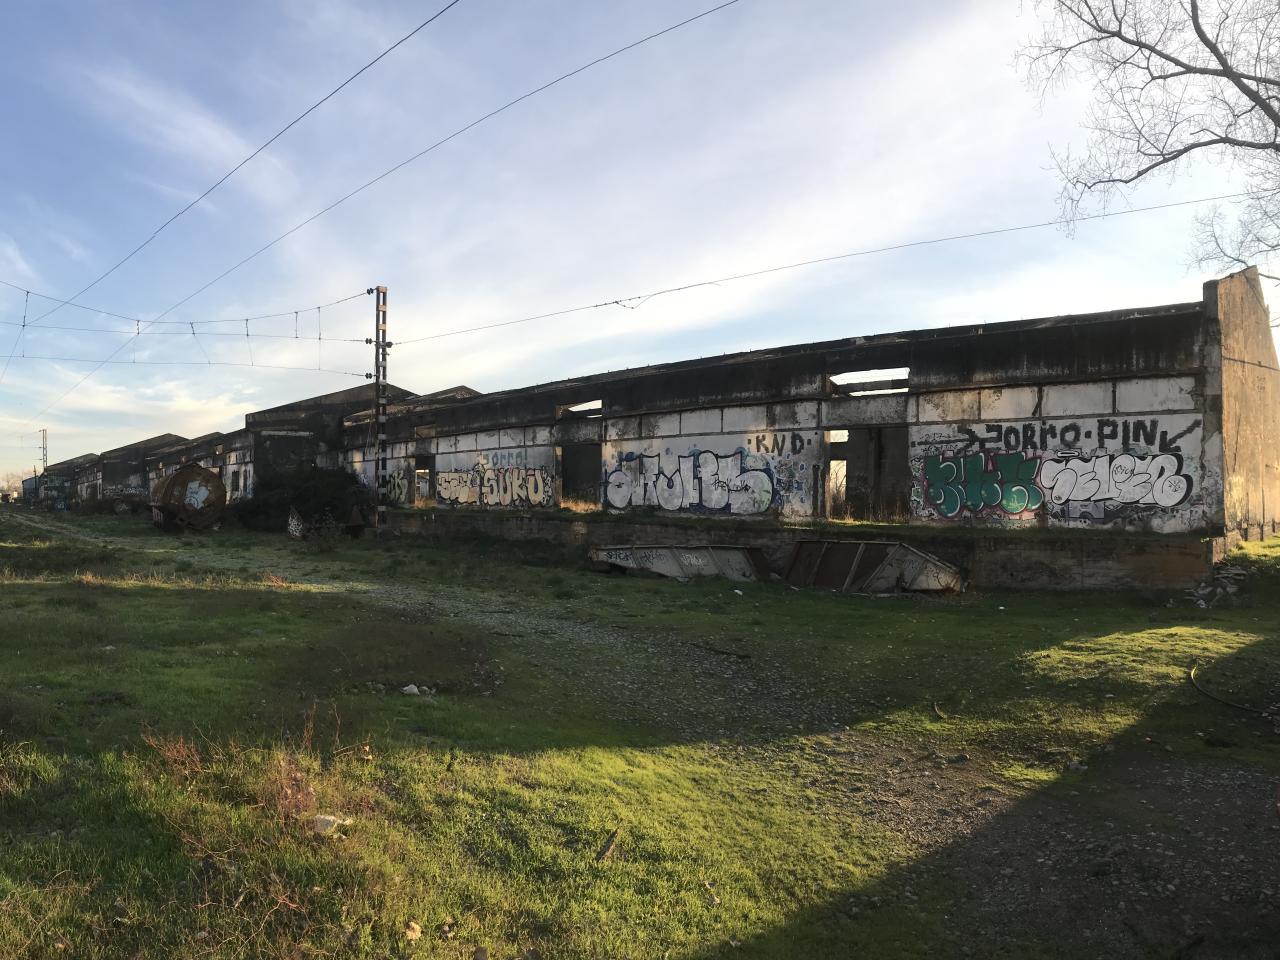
[436,300,1206,406]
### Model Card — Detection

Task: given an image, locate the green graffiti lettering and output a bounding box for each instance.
[924,451,1045,519]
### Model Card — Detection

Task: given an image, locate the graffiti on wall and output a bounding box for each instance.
[386,469,409,504]
[942,417,1200,455]
[911,415,1204,528]
[1039,454,1191,509]
[922,451,1044,518]
[437,465,553,507]
[922,450,1193,519]
[605,451,775,514]
[603,431,816,516]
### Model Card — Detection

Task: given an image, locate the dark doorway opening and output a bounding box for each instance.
[830,426,910,520]
[561,443,602,509]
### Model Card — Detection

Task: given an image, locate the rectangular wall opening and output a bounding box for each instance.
[560,443,602,510]
[414,453,435,506]
[826,426,910,521]
[556,399,603,419]
[831,367,910,397]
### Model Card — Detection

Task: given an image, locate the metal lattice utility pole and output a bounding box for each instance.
[39,428,47,472]
[371,286,389,532]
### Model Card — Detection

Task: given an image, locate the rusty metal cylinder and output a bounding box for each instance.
[150,464,227,531]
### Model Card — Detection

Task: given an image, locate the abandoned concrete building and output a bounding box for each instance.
[30,267,1280,587]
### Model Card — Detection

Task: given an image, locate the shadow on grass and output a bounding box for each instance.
[682,626,1280,960]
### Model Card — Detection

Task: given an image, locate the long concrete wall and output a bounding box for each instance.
[425,372,1227,536]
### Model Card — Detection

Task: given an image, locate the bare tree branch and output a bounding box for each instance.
[1022,0,1280,276]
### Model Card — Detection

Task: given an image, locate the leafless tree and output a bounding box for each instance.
[1023,0,1280,281]
[1,469,32,493]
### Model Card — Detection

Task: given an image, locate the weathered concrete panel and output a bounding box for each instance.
[821,394,909,426]
[603,429,819,519]
[455,433,477,452]
[606,416,640,441]
[909,412,1209,533]
[500,428,525,448]
[917,391,980,423]
[1115,376,1197,413]
[681,409,722,435]
[722,405,769,433]
[980,386,1038,420]
[526,425,553,446]
[477,430,501,451]
[767,401,819,429]
[1041,381,1112,417]
[640,413,682,438]
[554,419,603,444]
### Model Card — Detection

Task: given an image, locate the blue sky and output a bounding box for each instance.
[0,0,1264,476]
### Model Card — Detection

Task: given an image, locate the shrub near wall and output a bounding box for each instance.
[231,467,368,532]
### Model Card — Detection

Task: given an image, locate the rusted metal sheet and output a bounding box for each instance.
[150,464,227,531]
[784,540,963,593]
[590,544,770,582]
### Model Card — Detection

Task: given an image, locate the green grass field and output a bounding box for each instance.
[1,509,1277,958]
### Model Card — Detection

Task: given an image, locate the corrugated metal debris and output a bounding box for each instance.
[589,544,770,582]
[783,540,963,593]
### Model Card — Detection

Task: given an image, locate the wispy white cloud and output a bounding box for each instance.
[0,234,39,287]
[71,62,298,206]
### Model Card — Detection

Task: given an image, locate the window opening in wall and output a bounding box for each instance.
[557,399,603,419]
[230,470,241,495]
[831,367,910,397]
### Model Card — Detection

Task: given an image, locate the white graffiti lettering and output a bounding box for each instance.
[605,453,775,515]
[437,466,554,508]
[386,469,409,504]
[1038,454,1192,509]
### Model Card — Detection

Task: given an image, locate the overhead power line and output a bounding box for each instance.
[17,0,747,424]
[0,279,367,326]
[396,191,1254,344]
[0,318,366,343]
[20,0,466,332]
[21,288,372,424]
[12,354,365,377]
[10,190,1257,424]
[145,0,747,325]
[0,288,29,388]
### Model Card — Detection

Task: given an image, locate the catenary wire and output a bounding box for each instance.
[21,0,466,331]
[15,0,745,423]
[0,289,29,386]
[10,189,1261,424]
[0,279,367,326]
[21,289,372,424]
[13,354,365,377]
[145,0,747,325]
[0,318,366,342]
[395,191,1257,344]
